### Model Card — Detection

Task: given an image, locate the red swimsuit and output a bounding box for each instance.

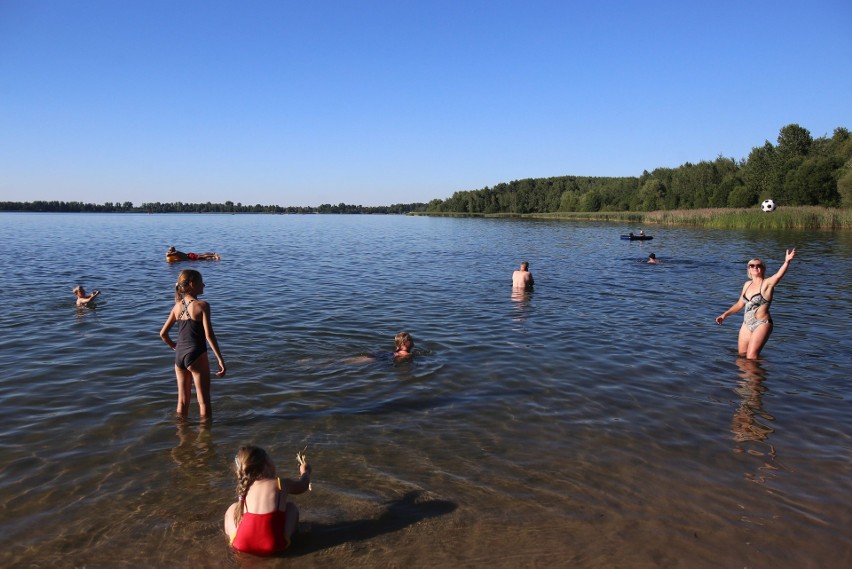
[230,480,290,556]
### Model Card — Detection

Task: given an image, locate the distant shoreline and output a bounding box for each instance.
[409,206,852,230]
[3,206,849,229]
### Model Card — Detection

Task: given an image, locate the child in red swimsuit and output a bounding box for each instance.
[224,445,312,556]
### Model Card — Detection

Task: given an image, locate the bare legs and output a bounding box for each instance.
[174,354,212,419]
[737,322,773,360]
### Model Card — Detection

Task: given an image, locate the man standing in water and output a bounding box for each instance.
[512,261,534,289]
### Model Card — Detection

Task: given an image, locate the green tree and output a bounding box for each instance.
[637,178,665,211]
[783,156,843,206]
[776,123,813,161]
[742,142,778,200]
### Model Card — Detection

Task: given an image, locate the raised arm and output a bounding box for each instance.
[283,461,312,495]
[765,248,796,287]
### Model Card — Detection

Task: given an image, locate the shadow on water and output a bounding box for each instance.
[284,490,457,557]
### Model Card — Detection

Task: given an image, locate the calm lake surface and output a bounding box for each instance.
[0,212,850,568]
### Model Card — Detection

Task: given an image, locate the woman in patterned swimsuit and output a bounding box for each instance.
[716,248,796,359]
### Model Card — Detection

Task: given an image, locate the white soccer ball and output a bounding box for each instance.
[761,199,776,212]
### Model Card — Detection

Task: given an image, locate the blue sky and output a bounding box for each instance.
[1,1,850,207]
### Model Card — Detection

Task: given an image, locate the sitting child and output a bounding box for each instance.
[224,445,311,556]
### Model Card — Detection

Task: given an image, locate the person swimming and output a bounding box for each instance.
[72,285,100,306]
[512,261,534,289]
[166,246,221,262]
[393,331,414,358]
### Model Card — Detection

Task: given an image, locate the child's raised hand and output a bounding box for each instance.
[297,447,312,489]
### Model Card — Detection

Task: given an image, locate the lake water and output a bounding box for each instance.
[0,212,850,568]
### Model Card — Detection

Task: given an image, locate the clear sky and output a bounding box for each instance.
[1,1,850,207]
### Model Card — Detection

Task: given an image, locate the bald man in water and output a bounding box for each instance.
[512,261,534,289]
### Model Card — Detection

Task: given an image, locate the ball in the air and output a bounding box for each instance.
[761,199,776,212]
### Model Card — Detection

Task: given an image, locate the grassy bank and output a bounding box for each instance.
[411,207,852,230]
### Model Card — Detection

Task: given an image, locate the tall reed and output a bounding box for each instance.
[413,207,852,230]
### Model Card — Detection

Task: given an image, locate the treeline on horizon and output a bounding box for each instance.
[3,124,850,217]
[426,124,852,214]
[0,200,429,215]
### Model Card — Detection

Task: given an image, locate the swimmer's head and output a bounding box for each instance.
[395,331,414,353]
[520,261,529,270]
[72,285,84,296]
[648,253,656,260]
[167,246,176,254]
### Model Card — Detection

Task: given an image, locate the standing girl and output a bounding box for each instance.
[715,248,796,359]
[160,269,226,419]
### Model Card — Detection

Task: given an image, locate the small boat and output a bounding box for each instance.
[620,234,653,241]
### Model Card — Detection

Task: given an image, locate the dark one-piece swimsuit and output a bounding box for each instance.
[174,299,207,369]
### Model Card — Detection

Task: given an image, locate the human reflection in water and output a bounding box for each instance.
[731,358,779,484]
[171,419,216,470]
[511,287,533,322]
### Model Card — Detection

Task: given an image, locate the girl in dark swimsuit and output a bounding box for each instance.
[715,248,796,359]
[160,269,226,419]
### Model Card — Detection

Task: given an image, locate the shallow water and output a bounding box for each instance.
[0,212,850,568]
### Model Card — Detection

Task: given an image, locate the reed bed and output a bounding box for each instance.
[642,206,852,230]
[413,207,852,230]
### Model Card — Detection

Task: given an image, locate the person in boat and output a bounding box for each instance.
[224,445,312,556]
[639,230,646,237]
[647,253,658,264]
[512,261,534,290]
[715,248,796,359]
[166,246,221,262]
[73,285,100,306]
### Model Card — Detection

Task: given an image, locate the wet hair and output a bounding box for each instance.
[747,259,765,279]
[72,285,84,296]
[232,445,275,527]
[520,261,529,270]
[394,331,413,352]
[174,269,202,302]
[648,253,656,260]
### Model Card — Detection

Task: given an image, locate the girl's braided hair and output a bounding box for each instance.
[232,445,275,527]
